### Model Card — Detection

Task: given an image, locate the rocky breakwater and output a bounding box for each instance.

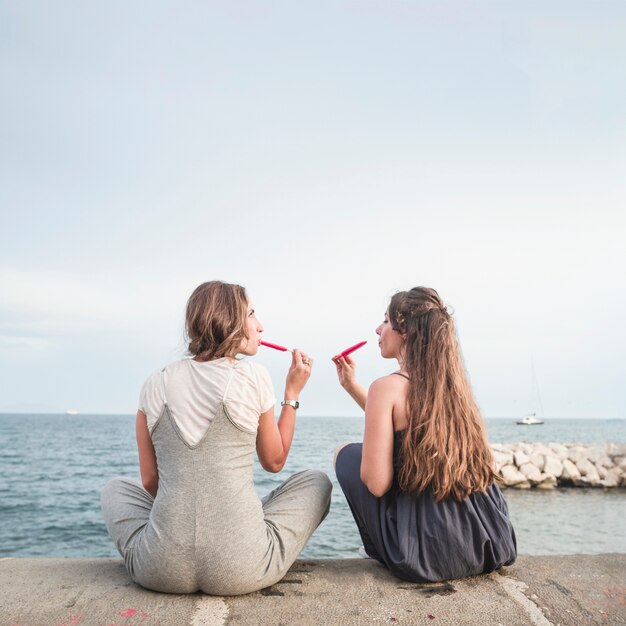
[492,442,626,489]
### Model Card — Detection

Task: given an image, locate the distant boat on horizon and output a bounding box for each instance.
[65,409,79,416]
[516,412,544,425]
[516,357,546,426]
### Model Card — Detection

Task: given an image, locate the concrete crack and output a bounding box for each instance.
[494,572,554,626]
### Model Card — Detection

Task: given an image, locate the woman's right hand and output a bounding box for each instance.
[285,349,313,398]
[332,354,367,411]
[332,354,356,391]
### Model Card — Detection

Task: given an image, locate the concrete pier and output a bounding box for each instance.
[1,555,624,625]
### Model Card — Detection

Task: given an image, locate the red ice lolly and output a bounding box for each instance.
[260,340,290,352]
[332,340,367,360]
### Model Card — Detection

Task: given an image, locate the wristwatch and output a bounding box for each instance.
[281,400,299,409]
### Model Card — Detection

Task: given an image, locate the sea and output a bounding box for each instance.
[1,414,625,559]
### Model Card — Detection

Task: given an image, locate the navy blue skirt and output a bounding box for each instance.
[335,442,517,583]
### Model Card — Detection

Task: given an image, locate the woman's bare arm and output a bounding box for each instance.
[256,349,312,473]
[256,404,297,473]
[360,377,396,496]
[136,410,158,497]
[332,355,367,410]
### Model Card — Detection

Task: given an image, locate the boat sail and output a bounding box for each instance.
[516,358,545,425]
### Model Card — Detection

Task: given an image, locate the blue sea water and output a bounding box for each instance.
[0,414,625,559]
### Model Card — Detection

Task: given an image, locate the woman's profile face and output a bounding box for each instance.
[376,310,404,360]
[238,301,264,356]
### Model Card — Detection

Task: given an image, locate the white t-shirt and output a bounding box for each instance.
[138,357,275,446]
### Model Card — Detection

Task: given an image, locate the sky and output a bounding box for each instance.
[1,1,625,418]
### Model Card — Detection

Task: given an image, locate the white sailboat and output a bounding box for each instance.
[516,359,545,426]
[516,412,544,425]
[65,409,79,415]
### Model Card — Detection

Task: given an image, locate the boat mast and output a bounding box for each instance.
[530,356,545,420]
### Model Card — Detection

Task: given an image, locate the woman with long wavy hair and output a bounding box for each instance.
[333,287,516,582]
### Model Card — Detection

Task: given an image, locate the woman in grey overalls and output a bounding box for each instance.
[102,280,332,595]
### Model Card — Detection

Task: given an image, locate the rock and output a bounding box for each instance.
[536,474,557,489]
[493,450,514,468]
[597,465,608,479]
[529,453,546,471]
[561,459,581,481]
[511,481,531,489]
[606,443,626,457]
[586,445,603,461]
[588,446,613,468]
[500,464,528,486]
[543,455,563,478]
[576,458,597,478]
[514,451,531,466]
[600,469,621,488]
[568,447,590,464]
[519,443,534,455]
[533,443,553,457]
[549,443,569,460]
[579,463,600,484]
[519,462,543,484]
[597,456,614,469]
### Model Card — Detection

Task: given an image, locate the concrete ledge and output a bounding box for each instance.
[1,555,624,625]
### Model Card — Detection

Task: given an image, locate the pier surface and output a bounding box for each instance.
[1,555,624,625]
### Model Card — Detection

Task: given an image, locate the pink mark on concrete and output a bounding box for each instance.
[120,608,149,620]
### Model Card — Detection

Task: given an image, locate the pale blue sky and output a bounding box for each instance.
[1,1,625,417]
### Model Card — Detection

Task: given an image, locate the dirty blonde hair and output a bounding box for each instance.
[185,281,249,361]
[389,287,496,501]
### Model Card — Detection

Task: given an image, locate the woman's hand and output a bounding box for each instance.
[332,354,367,411]
[285,349,313,398]
[333,355,356,390]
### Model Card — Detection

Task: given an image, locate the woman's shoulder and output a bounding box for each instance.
[369,373,408,393]
[141,358,192,389]
[141,366,164,390]
[235,359,272,380]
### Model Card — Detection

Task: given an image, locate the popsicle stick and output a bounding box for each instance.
[332,340,367,360]
[260,340,292,352]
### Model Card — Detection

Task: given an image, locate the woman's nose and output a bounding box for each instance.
[375,325,382,335]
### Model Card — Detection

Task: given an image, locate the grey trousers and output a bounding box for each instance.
[101,469,332,595]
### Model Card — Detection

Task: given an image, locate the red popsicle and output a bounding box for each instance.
[332,340,367,360]
[260,340,290,352]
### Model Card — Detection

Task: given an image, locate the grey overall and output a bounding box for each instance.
[101,372,332,595]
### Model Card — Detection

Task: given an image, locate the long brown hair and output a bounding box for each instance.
[389,287,496,501]
[185,281,249,361]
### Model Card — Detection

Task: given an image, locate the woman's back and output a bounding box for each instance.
[139,358,275,446]
[136,398,271,593]
[102,280,332,595]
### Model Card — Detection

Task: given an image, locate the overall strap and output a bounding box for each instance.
[160,367,169,406]
[392,372,410,380]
